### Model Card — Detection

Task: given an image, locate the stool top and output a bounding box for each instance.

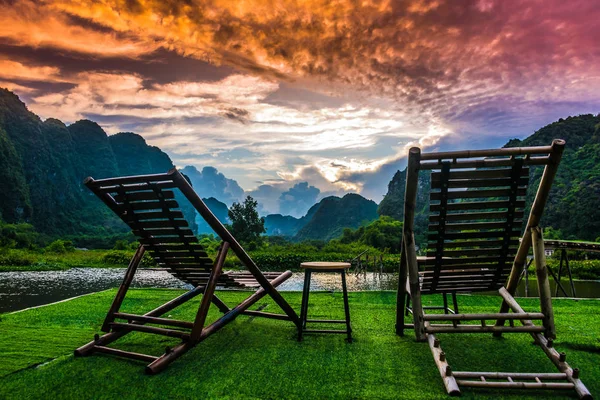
[301,261,351,270]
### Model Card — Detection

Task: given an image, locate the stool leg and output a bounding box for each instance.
[443,292,449,314]
[298,269,311,342]
[341,269,353,343]
[452,292,459,314]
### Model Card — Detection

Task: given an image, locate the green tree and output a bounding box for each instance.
[339,216,403,253]
[227,196,266,245]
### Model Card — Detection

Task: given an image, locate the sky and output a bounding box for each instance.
[1,0,599,216]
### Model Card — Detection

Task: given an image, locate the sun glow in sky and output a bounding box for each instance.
[1,0,600,214]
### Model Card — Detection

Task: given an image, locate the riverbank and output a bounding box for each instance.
[0,289,598,399]
[0,249,134,271]
[2,248,600,280]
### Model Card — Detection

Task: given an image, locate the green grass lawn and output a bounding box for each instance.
[0,290,598,399]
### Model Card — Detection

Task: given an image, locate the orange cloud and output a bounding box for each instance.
[0,0,159,58]
[0,60,62,81]
[38,0,599,109]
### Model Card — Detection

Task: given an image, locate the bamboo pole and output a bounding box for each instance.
[170,169,300,326]
[145,271,292,374]
[423,312,545,321]
[425,325,545,334]
[112,313,194,329]
[420,156,549,170]
[498,287,592,399]
[495,139,565,333]
[395,243,408,335]
[419,145,554,161]
[75,286,205,356]
[531,227,556,339]
[426,324,460,396]
[456,380,574,390]
[101,244,145,332]
[211,295,231,313]
[85,172,172,187]
[242,310,291,320]
[556,250,565,296]
[453,372,567,380]
[93,346,158,363]
[109,323,190,340]
[403,148,426,341]
[565,250,576,297]
[190,242,229,342]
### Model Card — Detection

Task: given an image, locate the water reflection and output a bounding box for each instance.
[0,268,189,313]
[1,269,598,313]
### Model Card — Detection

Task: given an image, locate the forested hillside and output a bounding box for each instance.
[0,89,195,240]
[294,194,378,242]
[264,214,307,237]
[379,114,600,243]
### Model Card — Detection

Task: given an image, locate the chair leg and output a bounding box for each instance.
[190,242,229,342]
[148,271,293,374]
[297,269,311,341]
[565,250,576,297]
[396,248,408,336]
[426,327,460,396]
[101,245,146,332]
[405,232,426,341]
[451,292,459,314]
[531,227,556,339]
[555,250,565,297]
[75,285,205,357]
[211,295,230,313]
[443,293,449,314]
[341,269,353,343]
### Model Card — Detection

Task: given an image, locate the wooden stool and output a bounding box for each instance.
[297,262,353,343]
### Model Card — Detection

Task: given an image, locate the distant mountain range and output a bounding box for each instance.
[210,193,379,242]
[378,114,600,242]
[0,89,379,242]
[2,88,596,243]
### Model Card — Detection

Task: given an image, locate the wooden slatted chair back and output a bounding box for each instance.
[406,140,565,294]
[84,171,239,288]
[422,162,529,293]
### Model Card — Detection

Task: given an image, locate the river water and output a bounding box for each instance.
[0,268,598,313]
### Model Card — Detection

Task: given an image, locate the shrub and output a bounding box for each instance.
[0,222,39,249]
[529,259,600,280]
[231,249,399,272]
[112,240,130,250]
[0,249,36,266]
[45,240,75,254]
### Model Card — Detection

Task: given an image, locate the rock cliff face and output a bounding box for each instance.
[0,89,194,236]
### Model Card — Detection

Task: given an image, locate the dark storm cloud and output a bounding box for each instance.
[222,107,250,124]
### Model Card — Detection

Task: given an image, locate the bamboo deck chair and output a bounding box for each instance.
[395,140,592,399]
[74,168,299,374]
